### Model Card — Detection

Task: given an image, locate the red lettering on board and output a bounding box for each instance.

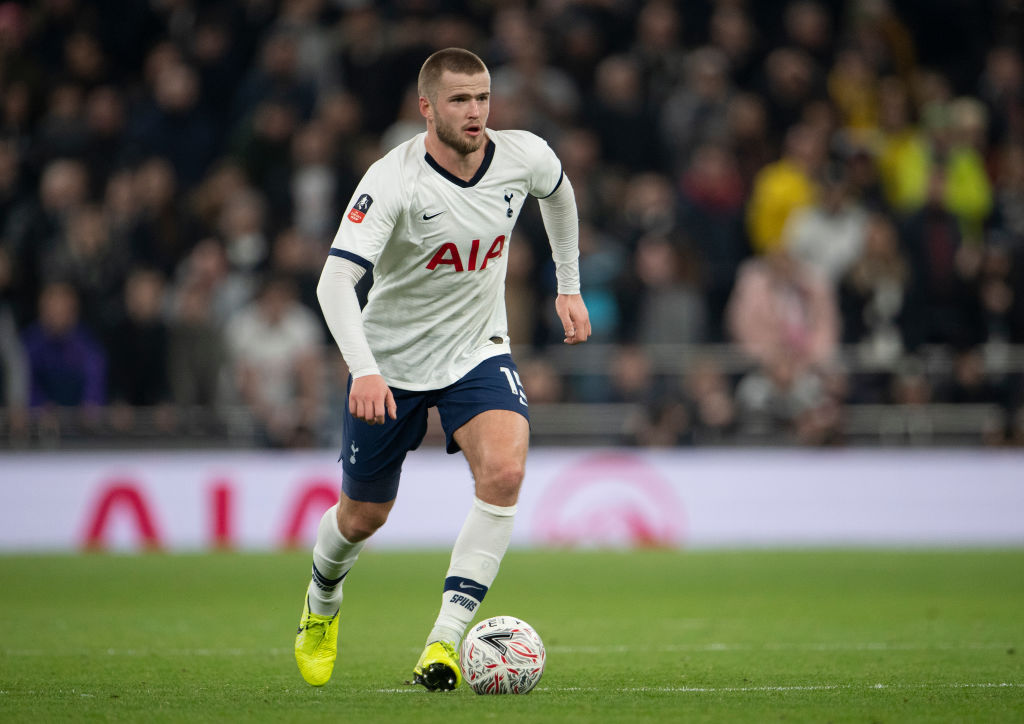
[210,481,233,548]
[83,482,162,550]
[281,481,339,547]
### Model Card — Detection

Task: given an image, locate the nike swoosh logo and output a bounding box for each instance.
[459,581,483,591]
[422,211,446,220]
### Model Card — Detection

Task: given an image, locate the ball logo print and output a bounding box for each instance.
[460,615,545,694]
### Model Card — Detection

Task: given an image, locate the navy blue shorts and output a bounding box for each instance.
[339,354,529,503]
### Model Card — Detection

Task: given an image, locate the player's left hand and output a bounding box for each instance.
[555,293,591,345]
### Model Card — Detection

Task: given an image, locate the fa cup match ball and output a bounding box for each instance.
[460,616,546,694]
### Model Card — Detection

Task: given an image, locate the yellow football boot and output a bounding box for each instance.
[412,641,462,691]
[294,596,340,686]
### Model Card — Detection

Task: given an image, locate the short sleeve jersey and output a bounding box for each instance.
[328,129,563,391]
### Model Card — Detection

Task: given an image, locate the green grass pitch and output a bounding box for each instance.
[1,549,1022,722]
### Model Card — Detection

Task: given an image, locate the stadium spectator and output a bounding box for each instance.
[745,123,826,254]
[127,60,217,187]
[515,357,565,405]
[627,232,706,345]
[630,0,688,109]
[106,267,171,408]
[231,96,300,224]
[22,280,106,412]
[827,47,879,133]
[724,92,774,188]
[218,187,271,278]
[758,46,823,139]
[47,202,127,336]
[879,87,992,239]
[225,274,324,447]
[553,127,610,226]
[575,221,625,343]
[268,226,324,325]
[0,141,27,251]
[677,143,748,341]
[288,119,340,240]
[978,45,1024,146]
[586,54,661,173]
[726,248,840,377]
[783,161,870,282]
[231,29,317,137]
[733,355,837,443]
[976,242,1021,345]
[34,80,89,165]
[171,236,252,326]
[680,357,738,444]
[0,245,28,437]
[991,143,1024,246]
[4,158,90,326]
[503,231,540,347]
[167,274,226,416]
[129,156,200,277]
[900,167,985,350]
[83,85,128,188]
[660,46,734,174]
[782,0,835,69]
[490,33,579,137]
[839,213,910,367]
[709,3,761,89]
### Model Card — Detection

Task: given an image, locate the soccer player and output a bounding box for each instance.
[294,47,590,689]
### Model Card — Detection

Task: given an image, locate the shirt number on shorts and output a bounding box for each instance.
[499,366,528,406]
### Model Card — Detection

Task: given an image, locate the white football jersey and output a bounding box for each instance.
[328,129,563,390]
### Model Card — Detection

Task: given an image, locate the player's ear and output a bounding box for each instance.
[419,95,432,121]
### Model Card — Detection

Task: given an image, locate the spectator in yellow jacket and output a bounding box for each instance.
[877,83,992,239]
[746,123,825,254]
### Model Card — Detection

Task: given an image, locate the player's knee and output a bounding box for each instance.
[336,503,389,542]
[477,460,524,506]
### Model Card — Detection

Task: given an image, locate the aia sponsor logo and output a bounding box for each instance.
[426,235,505,271]
[348,193,373,223]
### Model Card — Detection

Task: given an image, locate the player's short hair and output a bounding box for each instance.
[418,48,488,103]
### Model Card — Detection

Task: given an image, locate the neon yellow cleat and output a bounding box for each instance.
[294,596,340,686]
[412,641,462,691]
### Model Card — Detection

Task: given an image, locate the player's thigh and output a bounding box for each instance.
[453,409,529,506]
[340,381,430,504]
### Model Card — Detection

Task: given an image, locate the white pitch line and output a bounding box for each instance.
[4,683,1020,697]
[1,642,1016,657]
[546,642,1016,654]
[0,647,293,657]
[371,682,1023,695]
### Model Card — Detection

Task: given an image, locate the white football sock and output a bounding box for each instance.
[307,504,365,616]
[426,497,517,647]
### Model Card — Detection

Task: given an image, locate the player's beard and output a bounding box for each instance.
[435,116,485,156]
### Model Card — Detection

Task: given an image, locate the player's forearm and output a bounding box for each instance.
[316,255,381,379]
[537,174,581,295]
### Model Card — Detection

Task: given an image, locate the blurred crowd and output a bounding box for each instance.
[2,0,1024,447]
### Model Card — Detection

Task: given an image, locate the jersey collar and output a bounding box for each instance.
[424,139,495,188]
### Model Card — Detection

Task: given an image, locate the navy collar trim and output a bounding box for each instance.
[424,139,495,188]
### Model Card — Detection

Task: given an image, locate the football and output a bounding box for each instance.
[459,615,546,694]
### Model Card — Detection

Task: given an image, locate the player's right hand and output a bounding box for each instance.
[349,374,397,425]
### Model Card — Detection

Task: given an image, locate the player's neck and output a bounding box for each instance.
[424,132,489,183]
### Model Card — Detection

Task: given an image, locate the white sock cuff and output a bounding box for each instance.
[316,504,348,549]
[313,504,363,572]
[473,497,517,517]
